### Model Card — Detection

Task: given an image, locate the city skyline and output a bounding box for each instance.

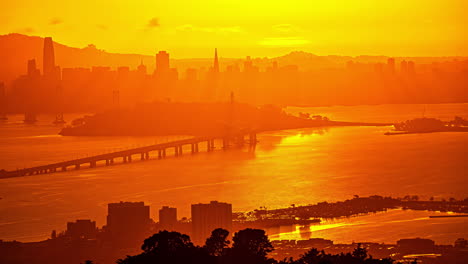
[0,2,467,264]
[2,35,466,118]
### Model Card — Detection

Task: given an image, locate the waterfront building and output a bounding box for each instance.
[191,201,232,245]
[66,219,97,239]
[159,206,177,231]
[106,201,151,242]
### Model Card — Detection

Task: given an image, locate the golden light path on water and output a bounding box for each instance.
[267,209,468,243]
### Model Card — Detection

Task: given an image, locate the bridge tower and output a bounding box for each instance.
[53,85,66,125]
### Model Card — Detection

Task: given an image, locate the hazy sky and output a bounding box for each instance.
[2,0,467,58]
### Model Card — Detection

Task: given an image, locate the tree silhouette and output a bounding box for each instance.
[205,228,230,257]
[141,230,193,253]
[118,230,209,264]
[228,228,275,264]
[278,245,396,264]
[352,243,368,260]
[116,229,399,264]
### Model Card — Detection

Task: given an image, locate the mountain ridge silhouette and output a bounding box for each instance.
[1,33,467,84]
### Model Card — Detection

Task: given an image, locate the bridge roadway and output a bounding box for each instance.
[1,132,257,179]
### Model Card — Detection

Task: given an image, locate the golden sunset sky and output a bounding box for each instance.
[2,0,467,58]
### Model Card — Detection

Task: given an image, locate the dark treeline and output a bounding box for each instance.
[115,228,396,264]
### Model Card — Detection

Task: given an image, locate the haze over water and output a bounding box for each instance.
[0,103,467,243]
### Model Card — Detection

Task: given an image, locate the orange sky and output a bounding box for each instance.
[2,0,467,58]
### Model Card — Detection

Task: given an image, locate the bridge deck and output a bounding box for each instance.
[1,133,257,179]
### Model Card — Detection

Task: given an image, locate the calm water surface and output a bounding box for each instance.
[0,103,467,243]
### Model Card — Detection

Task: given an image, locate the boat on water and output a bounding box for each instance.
[53,113,66,125]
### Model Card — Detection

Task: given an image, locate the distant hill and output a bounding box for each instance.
[1,33,466,85]
[0,33,154,84]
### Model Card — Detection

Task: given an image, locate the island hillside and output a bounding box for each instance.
[60,102,388,137]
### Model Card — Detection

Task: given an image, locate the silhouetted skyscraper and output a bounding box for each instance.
[400,60,408,75]
[156,51,170,73]
[27,59,40,78]
[407,61,416,75]
[244,56,253,72]
[387,58,395,75]
[43,37,55,78]
[191,201,232,245]
[159,206,177,231]
[213,48,219,74]
[137,60,147,75]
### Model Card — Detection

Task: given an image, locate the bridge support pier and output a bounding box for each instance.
[179,146,183,155]
[249,133,257,146]
[222,138,228,150]
[158,150,162,159]
[90,161,96,168]
[128,155,132,162]
[175,146,179,156]
[106,160,110,166]
[207,140,215,151]
[141,153,145,160]
[145,152,149,160]
[123,156,127,163]
[62,166,67,171]
[75,164,80,170]
[237,135,245,147]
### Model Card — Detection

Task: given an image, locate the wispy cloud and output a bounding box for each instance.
[259,37,310,46]
[18,27,35,34]
[147,17,160,28]
[49,18,63,25]
[176,24,243,34]
[97,24,108,30]
[272,24,298,33]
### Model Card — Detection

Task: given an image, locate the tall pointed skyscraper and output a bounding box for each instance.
[213,48,219,73]
[43,37,55,78]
